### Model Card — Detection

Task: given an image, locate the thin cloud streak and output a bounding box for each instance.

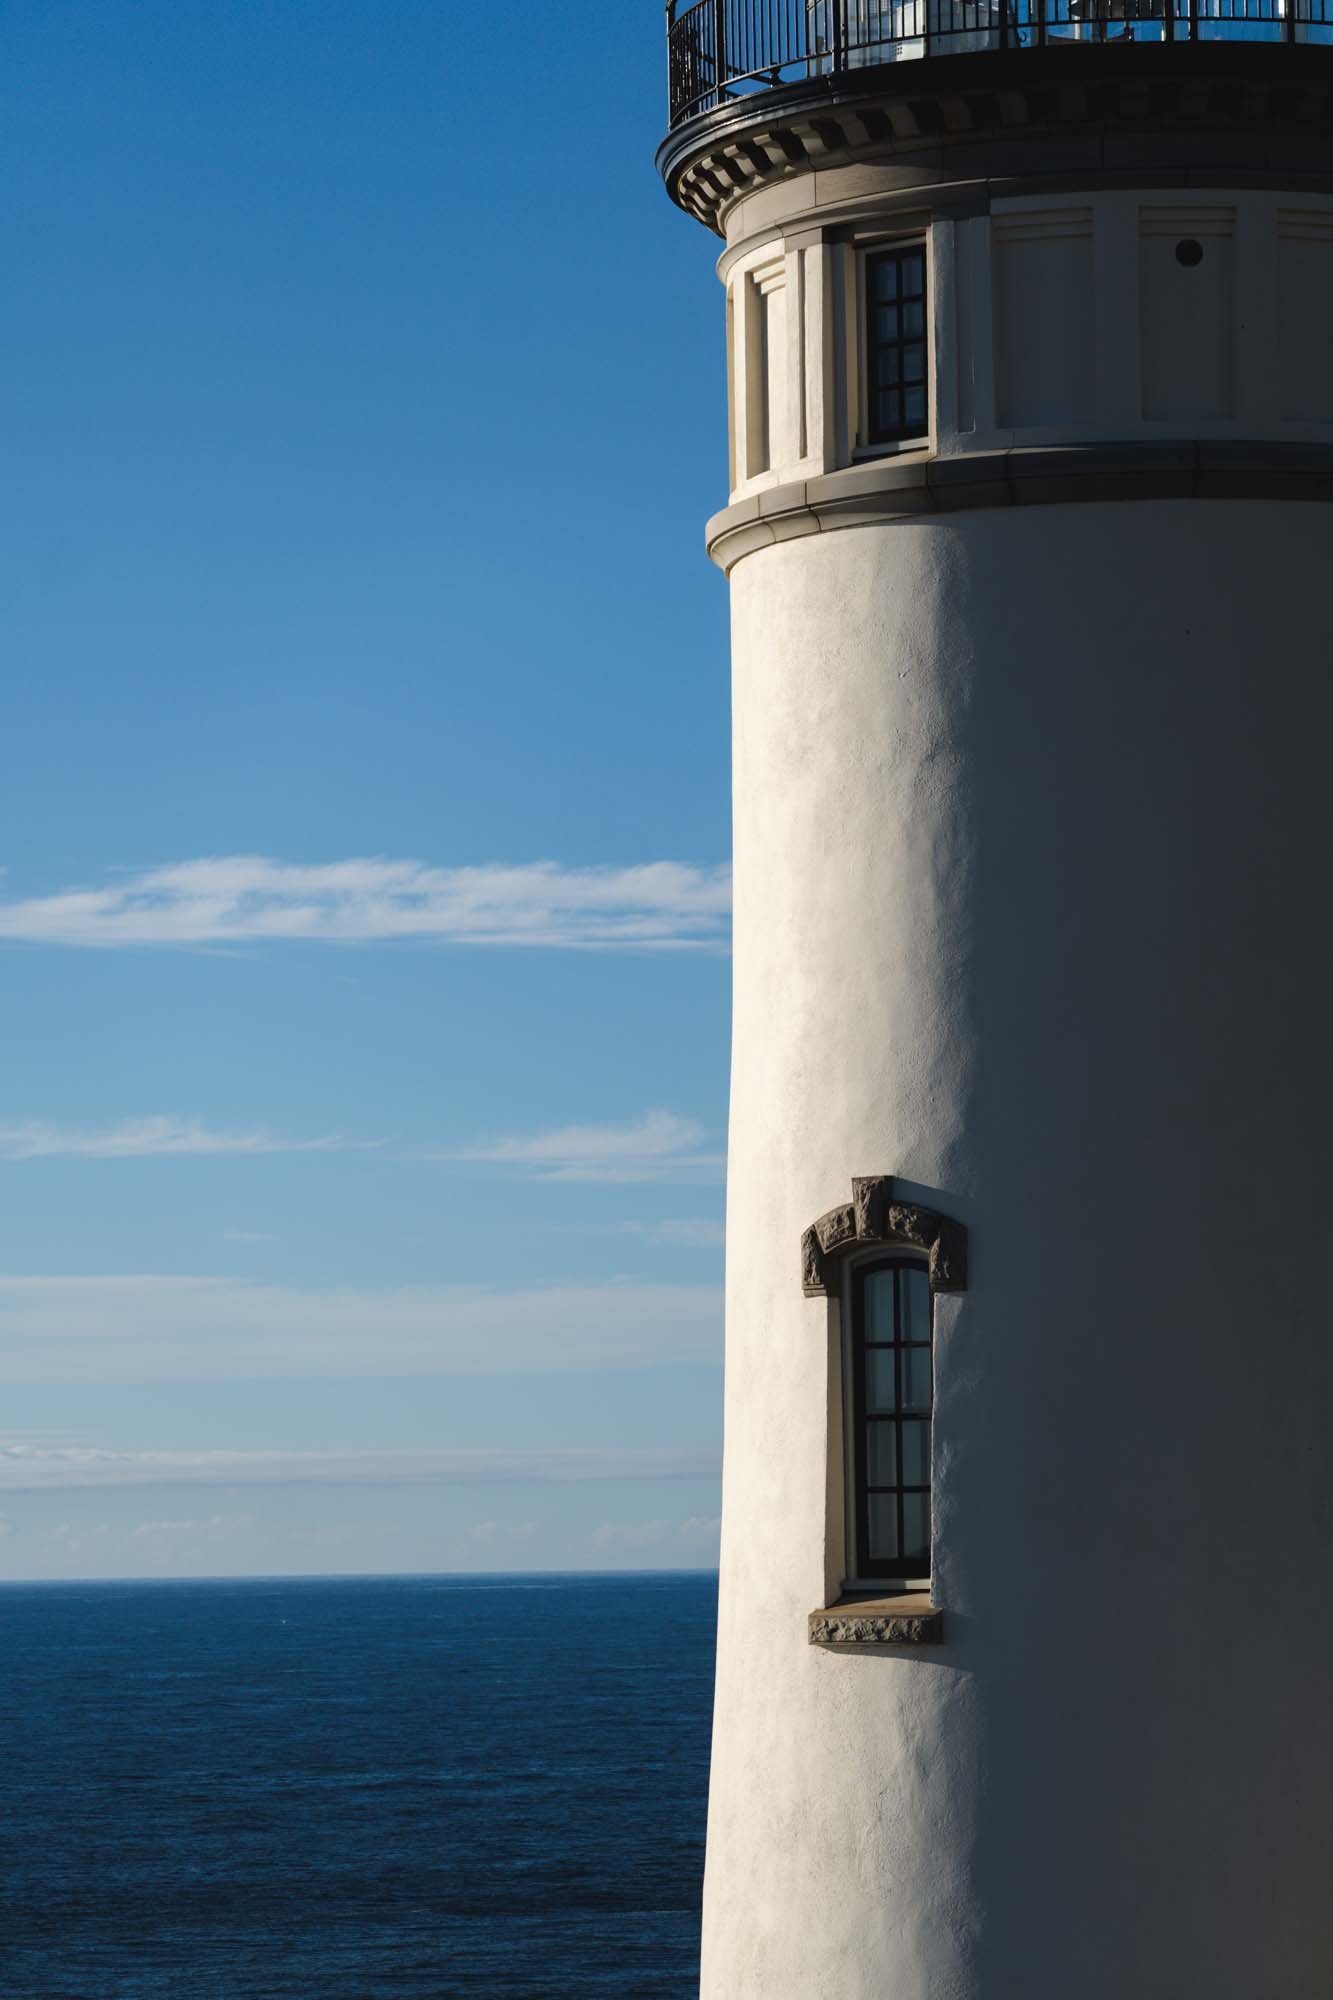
[0,1275,722,1384]
[0,1117,365,1161]
[448,1110,724,1183]
[0,857,732,951]
[620,1218,726,1250]
[0,1442,719,1493]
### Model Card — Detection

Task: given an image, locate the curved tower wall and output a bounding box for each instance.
[687,95,1333,2000]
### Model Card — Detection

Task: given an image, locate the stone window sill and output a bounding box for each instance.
[809,1594,943,1648]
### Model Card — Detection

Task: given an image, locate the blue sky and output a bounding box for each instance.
[0,0,730,1580]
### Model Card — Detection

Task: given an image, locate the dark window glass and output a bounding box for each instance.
[867,1350,897,1414]
[851,1258,933,1581]
[900,1419,930,1487]
[902,1346,933,1412]
[865,1271,895,1342]
[901,1492,931,1563]
[866,245,929,446]
[900,1267,930,1341]
[867,1423,898,1485]
[868,1494,899,1561]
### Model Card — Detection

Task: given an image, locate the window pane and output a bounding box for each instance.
[867,1421,897,1487]
[873,258,898,301]
[864,1271,895,1343]
[903,385,926,429]
[901,1346,932,1412]
[867,1349,897,1414]
[877,303,899,340]
[900,1267,930,1343]
[868,1494,899,1560]
[876,389,901,433]
[856,1254,933,1575]
[902,343,925,383]
[902,299,924,337]
[879,346,901,385]
[900,1419,930,1488]
[901,1492,930,1563]
[902,252,925,295]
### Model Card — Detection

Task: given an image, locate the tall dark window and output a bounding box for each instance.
[866,245,928,446]
[851,1259,933,1582]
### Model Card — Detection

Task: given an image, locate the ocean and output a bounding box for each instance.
[1,1571,717,1999]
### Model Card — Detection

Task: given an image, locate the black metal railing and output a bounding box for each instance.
[667,0,1333,124]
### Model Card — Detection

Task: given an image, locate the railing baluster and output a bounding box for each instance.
[666,0,1331,130]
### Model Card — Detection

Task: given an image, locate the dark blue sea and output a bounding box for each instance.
[0,1571,717,1999]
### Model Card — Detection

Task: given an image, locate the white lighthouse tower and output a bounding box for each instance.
[658,5,1333,1994]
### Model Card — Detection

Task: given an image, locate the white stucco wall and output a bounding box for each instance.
[703,500,1333,1998]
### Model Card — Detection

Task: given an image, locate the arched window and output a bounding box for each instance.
[848,1257,933,1584]
[802,1177,966,1615]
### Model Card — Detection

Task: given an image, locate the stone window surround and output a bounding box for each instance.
[804,1176,968,1649]
[852,231,934,460]
[724,216,936,506]
[801,1175,968,1300]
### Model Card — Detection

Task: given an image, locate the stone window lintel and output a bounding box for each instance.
[801,1175,968,1298]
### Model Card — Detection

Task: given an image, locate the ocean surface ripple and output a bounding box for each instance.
[1,1571,717,1998]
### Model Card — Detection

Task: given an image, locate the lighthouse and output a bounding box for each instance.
[658,5,1333,1995]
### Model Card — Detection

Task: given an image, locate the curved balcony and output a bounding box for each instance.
[666,0,1333,128]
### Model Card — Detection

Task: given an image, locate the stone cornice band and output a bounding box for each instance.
[659,44,1333,234]
[709,440,1333,571]
[802,1176,968,1298]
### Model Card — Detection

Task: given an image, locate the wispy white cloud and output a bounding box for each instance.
[449,1110,723,1183]
[0,1442,720,1493]
[129,1514,255,1545]
[0,857,732,951]
[587,1514,721,1557]
[0,1117,364,1162]
[467,1519,539,1546]
[0,1111,725,1181]
[0,1275,722,1384]
[620,1218,726,1250]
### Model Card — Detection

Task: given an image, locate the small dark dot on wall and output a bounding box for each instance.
[1176,239,1204,268]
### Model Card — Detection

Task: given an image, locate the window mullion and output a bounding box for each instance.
[849,1254,934,1586]
[894,1266,905,1574]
